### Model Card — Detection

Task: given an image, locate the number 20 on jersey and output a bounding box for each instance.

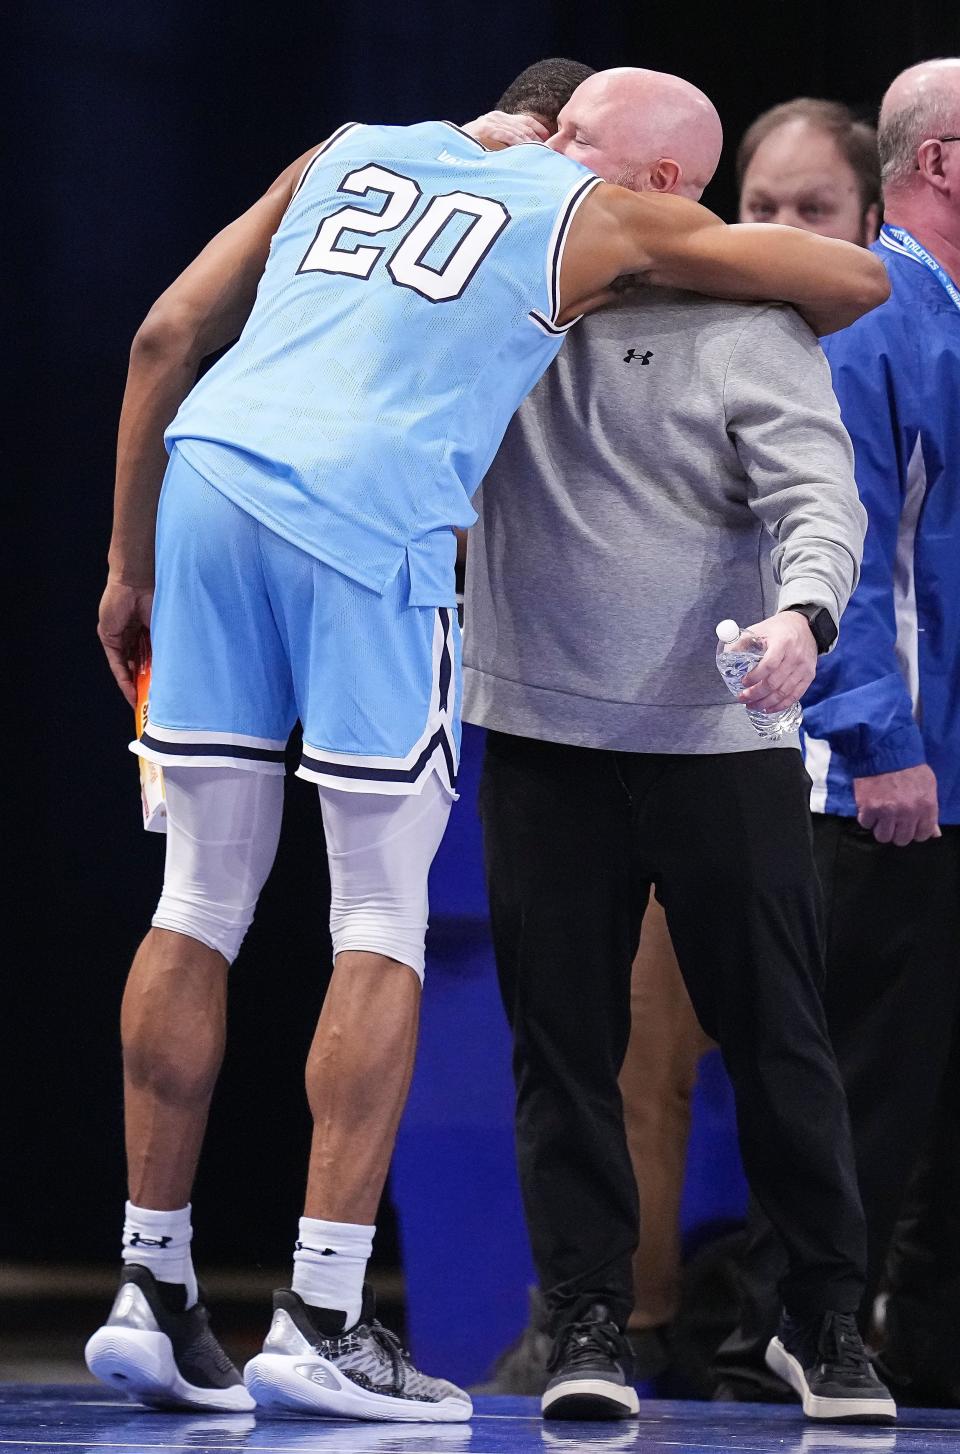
[298,164,510,303]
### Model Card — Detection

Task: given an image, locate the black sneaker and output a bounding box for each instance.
[765,1311,897,1424]
[84,1264,254,1412]
[541,1304,639,1420]
[243,1285,472,1421]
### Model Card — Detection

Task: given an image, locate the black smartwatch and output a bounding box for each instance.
[783,603,838,654]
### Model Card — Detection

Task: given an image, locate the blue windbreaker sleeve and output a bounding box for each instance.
[801,315,927,776]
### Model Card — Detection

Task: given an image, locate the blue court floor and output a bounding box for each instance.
[2,1389,959,1454]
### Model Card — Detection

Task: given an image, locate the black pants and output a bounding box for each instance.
[713,817,960,1394]
[479,732,867,1336]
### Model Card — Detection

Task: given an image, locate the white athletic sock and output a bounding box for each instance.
[122,1201,199,1310]
[292,1216,375,1328]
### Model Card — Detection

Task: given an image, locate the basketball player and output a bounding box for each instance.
[89,67,889,1420]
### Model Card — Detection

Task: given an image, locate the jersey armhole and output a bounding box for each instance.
[531,173,603,333]
[293,123,364,196]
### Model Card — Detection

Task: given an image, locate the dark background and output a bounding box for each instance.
[7,0,959,1269]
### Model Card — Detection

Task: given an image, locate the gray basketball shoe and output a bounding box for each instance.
[244,1286,472,1421]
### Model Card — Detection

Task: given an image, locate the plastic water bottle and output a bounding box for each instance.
[715,619,802,740]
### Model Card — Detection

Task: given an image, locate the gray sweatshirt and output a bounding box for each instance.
[462,292,867,754]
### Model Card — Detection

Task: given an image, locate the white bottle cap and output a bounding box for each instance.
[716,619,740,644]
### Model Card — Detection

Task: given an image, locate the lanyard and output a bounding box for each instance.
[882,224,960,314]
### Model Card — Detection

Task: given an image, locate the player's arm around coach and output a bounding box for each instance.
[98,124,889,702]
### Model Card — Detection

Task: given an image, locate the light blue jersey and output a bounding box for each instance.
[167,121,600,597]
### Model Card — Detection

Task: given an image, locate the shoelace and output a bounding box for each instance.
[818,1314,872,1378]
[548,1318,622,1375]
[369,1319,409,1393]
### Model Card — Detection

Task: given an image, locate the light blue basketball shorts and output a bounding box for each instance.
[134,449,460,796]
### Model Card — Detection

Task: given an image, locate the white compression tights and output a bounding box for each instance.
[319,770,452,982]
[152,767,284,964]
[152,766,451,977]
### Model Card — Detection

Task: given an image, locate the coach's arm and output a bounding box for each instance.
[724,305,866,713]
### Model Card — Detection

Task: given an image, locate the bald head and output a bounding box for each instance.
[546,66,723,200]
[879,58,960,192]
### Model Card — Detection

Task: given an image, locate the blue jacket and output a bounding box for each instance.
[802,230,960,823]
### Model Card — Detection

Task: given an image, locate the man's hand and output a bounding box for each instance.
[462,110,549,150]
[853,765,941,846]
[98,576,154,708]
[738,611,818,713]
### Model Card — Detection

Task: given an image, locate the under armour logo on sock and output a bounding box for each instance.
[296,1241,336,1255]
[623,348,653,365]
[128,1232,173,1248]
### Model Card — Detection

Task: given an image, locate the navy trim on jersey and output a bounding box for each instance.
[528,308,577,336]
[293,123,363,197]
[138,732,287,765]
[548,174,603,324]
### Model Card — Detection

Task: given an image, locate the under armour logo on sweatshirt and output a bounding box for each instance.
[623,348,653,365]
[296,1241,336,1256]
[127,1232,173,1248]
